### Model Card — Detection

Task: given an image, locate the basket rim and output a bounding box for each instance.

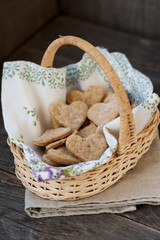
[10,107,159,200]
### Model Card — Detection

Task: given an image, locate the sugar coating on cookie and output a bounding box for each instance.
[53,101,88,130]
[87,102,119,126]
[47,147,81,165]
[33,127,72,146]
[66,133,108,161]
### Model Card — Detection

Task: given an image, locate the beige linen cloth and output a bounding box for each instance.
[25,132,160,218]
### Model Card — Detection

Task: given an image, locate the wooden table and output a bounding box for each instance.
[1,15,160,240]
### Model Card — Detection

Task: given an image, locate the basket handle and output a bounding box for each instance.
[41,35,137,154]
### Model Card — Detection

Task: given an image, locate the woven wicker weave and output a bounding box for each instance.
[8,36,160,200]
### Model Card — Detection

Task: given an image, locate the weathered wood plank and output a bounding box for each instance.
[0,105,15,174]
[0,215,54,240]
[0,170,24,211]
[121,204,160,231]
[1,204,160,240]
[59,0,160,40]
[0,0,59,61]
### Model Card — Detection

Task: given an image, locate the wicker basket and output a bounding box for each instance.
[8,36,160,201]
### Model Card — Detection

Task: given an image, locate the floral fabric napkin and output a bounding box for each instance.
[2,47,160,181]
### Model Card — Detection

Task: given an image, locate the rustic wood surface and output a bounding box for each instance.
[60,0,160,40]
[0,0,59,61]
[1,15,160,240]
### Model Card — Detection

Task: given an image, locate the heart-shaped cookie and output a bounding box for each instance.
[49,102,62,128]
[66,90,83,104]
[87,101,119,126]
[78,123,97,138]
[50,101,88,130]
[82,86,104,107]
[66,86,104,107]
[66,133,108,161]
[47,146,81,165]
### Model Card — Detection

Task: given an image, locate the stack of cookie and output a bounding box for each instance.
[33,86,120,167]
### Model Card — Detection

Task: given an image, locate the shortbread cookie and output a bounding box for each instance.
[66,90,83,104]
[103,92,117,104]
[52,101,88,130]
[96,124,103,134]
[51,116,60,129]
[78,123,97,138]
[47,146,81,165]
[66,133,108,161]
[82,86,104,107]
[45,130,77,150]
[66,86,104,107]
[79,118,90,129]
[87,102,119,126]
[49,103,61,128]
[42,154,62,167]
[33,127,72,146]
[45,138,67,151]
[96,120,111,134]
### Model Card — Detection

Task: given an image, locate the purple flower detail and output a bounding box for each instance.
[56,171,62,179]
[30,156,38,164]
[43,167,53,175]
[37,175,44,181]
[32,168,37,175]
[37,167,53,181]
[60,173,68,178]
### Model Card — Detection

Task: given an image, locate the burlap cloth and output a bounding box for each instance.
[25,131,160,218]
